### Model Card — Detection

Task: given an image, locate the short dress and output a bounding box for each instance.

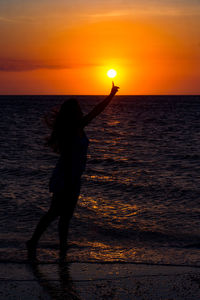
[49,133,89,200]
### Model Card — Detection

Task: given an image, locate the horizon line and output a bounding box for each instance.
[0,94,200,97]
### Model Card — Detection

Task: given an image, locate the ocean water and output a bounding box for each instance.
[0,95,199,266]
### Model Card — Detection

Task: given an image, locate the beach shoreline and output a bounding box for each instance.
[1,262,200,299]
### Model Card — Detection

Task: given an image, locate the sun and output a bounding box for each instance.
[107,69,117,78]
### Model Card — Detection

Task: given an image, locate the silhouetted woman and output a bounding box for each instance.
[27,82,119,260]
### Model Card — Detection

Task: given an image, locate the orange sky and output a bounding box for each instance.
[0,0,200,94]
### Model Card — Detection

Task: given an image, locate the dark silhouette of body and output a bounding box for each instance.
[27,82,119,260]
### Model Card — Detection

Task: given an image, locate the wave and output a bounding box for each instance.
[0,259,200,269]
[88,158,128,166]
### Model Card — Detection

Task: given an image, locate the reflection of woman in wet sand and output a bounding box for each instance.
[30,262,80,300]
[27,82,119,260]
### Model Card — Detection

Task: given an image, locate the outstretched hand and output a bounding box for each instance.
[110,81,120,96]
[81,81,120,127]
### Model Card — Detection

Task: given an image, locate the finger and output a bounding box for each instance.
[112,81,114,87]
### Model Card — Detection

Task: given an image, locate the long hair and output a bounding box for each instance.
[45,98,83,153]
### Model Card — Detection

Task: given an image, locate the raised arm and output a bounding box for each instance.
[81,82,119,128]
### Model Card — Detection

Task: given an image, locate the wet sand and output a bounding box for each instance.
[0,262,200,299]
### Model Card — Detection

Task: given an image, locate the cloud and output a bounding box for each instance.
[0,59,98,72]
[0,17,15,23]
[87,10,130,19]
[0,59,67,72]
[85,3,200,20]
[0,16,35,23]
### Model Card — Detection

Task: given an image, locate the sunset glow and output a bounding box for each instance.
[107,69,117,78]
[0,0,200,94]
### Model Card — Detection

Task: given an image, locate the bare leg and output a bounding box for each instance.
[58,198,77,260]
[30,208,57,244]
[27,207,58,259]
[58,216,70,259]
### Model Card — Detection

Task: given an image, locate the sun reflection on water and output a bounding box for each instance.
[87,242,137,261]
